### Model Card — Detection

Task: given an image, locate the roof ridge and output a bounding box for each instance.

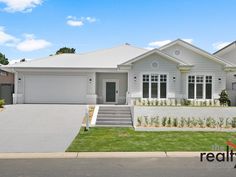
[79,44,147,55]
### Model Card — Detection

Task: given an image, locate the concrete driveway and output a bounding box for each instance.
[0,104,85,153]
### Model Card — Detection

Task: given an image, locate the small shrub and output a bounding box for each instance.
[150,117,155,127]
[144,116,149,126]
[153,116,160,127]
[180,117,185,127]
[211,119,217,128]
[0,99,5,108]
[219,90,230,106]
[226,118,232,128]
[206,117,212,128]
[167,117,171,127]
[232,117,236,128]
[192,118,198,127]
[162,117,167,127]
[173,118,178,127]
[218,118,224,128]
[198,118,204,128]
[187,117,191,127]
[183,99,191,106]
[137,116,142,126]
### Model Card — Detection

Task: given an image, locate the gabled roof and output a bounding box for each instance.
[213,41,236,55]
[120,48,191,66]
[2,44,148,69]
[159,39,234,67]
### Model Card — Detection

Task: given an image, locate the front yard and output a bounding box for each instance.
[67,127,236,152]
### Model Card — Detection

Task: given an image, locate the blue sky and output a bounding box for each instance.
[0,0,236,62]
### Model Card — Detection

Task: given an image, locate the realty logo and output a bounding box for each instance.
[200,140,236,168]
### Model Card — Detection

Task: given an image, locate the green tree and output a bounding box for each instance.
[219,89,230,106]
[0,52,9,65]
[55,47,76,55]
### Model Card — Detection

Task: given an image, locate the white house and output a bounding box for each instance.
[2,39,236,105]
[214,41,236,105]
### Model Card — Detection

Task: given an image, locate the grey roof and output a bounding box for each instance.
[5,44,148,69]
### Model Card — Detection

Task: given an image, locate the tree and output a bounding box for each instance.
[20,58,26,62]
[55,47,76,55]
[219,90,230,106]
[0,52,9,65]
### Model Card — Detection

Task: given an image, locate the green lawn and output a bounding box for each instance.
[67,127,236,152]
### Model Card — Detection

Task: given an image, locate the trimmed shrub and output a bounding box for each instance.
[219,90,230,106]
[0,99,5,108]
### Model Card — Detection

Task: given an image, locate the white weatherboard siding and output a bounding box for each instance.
[129,53,180,99]
[215,47,236,105]
[162,44,226,99]
[24,75,87,103]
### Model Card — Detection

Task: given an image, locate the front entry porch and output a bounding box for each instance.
[96,72,128,104]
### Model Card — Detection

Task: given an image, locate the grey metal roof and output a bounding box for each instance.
[4,44,148,69]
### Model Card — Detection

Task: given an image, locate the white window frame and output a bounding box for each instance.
[141,73,168,99]
[187,74,213,100]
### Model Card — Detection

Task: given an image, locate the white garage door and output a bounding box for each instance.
[24,75,87,103]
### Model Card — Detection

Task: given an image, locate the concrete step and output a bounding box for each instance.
[97,118,132,121]
[96,106,132,127]
[96,121,132,125]
[99,107,131,111]
[95,124,133,127]
[97,114,131,118]
[98,110,131,114]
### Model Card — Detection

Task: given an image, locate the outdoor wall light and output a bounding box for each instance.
[173,76,176,81]
[134,76,137,82]
[18,78,21,81]
[89,78,92,82]
[218,78,222,81]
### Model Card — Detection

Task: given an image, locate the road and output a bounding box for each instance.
[0,157,235,177]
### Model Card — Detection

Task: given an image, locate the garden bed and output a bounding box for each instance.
[133,106,236,131]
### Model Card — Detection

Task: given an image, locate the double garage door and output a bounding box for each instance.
[24,75,87,104]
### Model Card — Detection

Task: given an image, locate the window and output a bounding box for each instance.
[142,75,149,98]
[188,76,195,99]
[188,75,212,99]
[0,71,7,76]
[142,74,167,99]
[205,76,212,99]
[151,74,158,98]
[196,76,203,99]
[160,75,167,98]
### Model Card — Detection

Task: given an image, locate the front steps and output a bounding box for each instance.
[96,106,132,127]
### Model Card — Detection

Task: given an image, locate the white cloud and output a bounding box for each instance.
[212,41,231,50]
[144,47,154,50]
[66,16,97,27]
[0,26,18,45]
[182,38,193,44]
[67,19,84,27]
[0,0,43,13]
[86,17,97,23]
[148,40,172,47]
[147,38,193,48]
[16,34,51,52]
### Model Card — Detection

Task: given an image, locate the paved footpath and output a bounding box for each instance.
[0,157,235,177]
[0,152,201,159]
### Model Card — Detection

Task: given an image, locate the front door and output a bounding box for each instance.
[106,82,116,102]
